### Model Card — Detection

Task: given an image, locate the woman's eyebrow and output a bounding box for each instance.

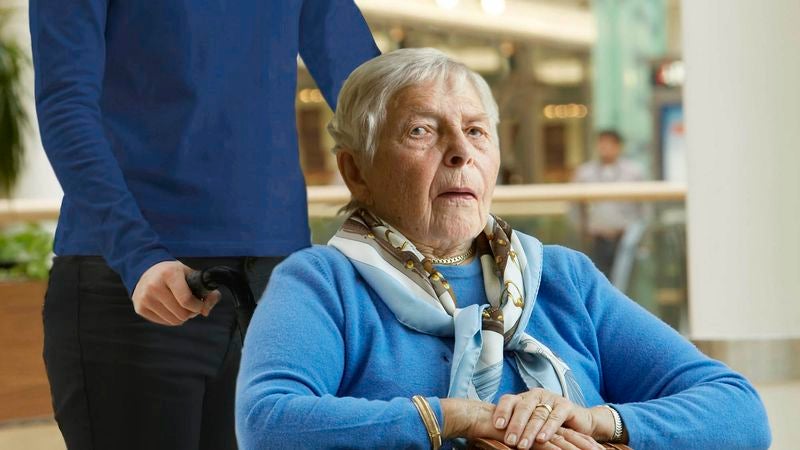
[462,112,490,123]
[404,107,488,119]
[404,107,440,119]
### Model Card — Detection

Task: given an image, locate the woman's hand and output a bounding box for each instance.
[442,398,506,442]
[491,389,617,449]
[441,398,604,449]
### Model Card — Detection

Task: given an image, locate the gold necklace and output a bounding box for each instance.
[429,246,475,265]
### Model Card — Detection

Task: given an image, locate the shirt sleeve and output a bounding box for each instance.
[298,0,381,109]
[572,251,771,449]
[30,0,174,294]
[235,250,440,450]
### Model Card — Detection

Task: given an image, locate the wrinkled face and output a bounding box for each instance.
[597,135,622,164]
[357,76,500,251]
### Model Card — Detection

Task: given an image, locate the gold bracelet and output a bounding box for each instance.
[411,395,442,450]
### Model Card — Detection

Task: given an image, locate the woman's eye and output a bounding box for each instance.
[410,126,427,137]
[467,127,485,137]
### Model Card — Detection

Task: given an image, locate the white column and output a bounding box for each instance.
[683,0,800,339]
[682,2,800,448]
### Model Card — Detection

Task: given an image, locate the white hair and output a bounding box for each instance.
[327,48,500,162]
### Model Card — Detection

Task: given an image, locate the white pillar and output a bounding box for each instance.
[682,2,800,448]
[683,0,800,339]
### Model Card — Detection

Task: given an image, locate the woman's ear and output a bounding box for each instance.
[336,150,372,206]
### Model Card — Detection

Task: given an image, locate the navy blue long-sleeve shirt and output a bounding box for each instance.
[30,0,380,293]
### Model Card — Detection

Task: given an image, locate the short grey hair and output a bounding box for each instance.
[327,48,500,162]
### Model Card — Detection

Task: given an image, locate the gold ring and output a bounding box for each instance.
[535,403,553,415]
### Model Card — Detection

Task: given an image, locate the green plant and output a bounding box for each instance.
[0,223,54,281]
[0,9,30,196]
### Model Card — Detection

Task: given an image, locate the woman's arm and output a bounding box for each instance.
[29,0,173,294]
[571,250,771,449]
[235,250,437,449]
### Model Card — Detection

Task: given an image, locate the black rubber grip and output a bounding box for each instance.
[186,270,215,299]
[185,266,256,340]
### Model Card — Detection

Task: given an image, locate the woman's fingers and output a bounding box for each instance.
[504,392,549,447]
[517,400,558,448]
[518,403,553,449]
[546,432,581,450]
[556,427,604,450]
[492,394,519,430]
[532,441,562,450]
[490,389,591,449]
[536,397,573,443]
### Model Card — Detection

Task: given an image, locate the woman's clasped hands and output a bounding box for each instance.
[442,388,617,450]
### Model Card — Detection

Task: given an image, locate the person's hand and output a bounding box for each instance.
[441,398,603,450]
[131,261,221,325]
[491,389,616,449]
[442,398,506,442]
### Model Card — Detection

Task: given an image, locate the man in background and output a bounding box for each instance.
[573,130,645,278]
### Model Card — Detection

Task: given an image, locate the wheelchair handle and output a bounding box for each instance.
[186,266,256,338]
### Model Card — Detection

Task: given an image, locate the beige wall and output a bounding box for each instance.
[2,0,61,200]
[757,381,800,449]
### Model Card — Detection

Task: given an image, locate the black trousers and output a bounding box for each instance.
[43,255,282,450]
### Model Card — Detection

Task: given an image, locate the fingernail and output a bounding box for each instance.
[506,434,517,445]
[518,438,529,449]
[495,418,505,428]
[538,432,547,441]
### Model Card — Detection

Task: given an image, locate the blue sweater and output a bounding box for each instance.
[29,0,380,293]
[236,243,771,449]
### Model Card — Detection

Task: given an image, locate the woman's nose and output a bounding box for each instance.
[444,132,474,167]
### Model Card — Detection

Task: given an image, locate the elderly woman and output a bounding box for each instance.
[235,49,770,450]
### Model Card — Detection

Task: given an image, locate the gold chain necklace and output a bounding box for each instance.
[429,246,475,265]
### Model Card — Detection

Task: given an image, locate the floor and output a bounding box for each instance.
[0,418,65,450]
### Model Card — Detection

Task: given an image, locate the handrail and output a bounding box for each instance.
[308,181,687,204]
[0,182,687,224]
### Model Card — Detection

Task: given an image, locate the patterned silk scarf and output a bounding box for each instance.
[329,209,585,405]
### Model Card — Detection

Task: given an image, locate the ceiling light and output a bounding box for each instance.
[481,0,506,16]
[436,0,460,10]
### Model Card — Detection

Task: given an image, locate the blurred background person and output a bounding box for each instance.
[571,130,645,278]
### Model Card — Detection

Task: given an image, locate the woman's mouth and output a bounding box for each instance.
[437,188,477,201]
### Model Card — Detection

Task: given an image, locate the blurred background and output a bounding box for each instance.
[0,0,798,448]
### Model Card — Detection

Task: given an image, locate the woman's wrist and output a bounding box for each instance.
[590,405,628,443]
[440,398,497,440]
[440,398,469,439]
[589,405,616,442]
[412,396,443,450]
